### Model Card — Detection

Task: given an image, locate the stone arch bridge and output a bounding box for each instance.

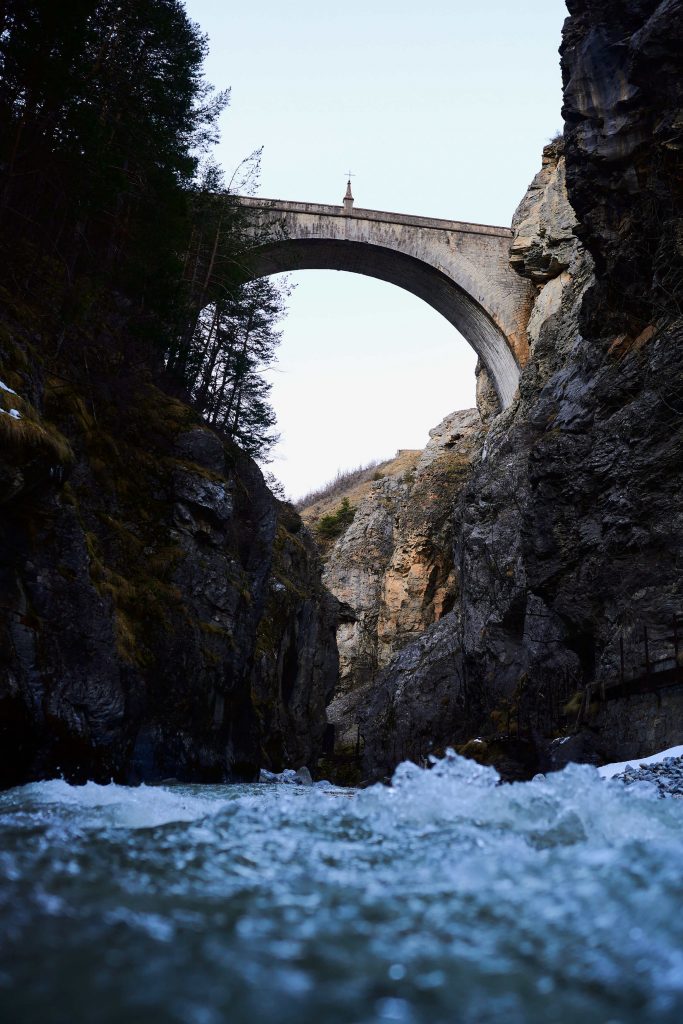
[237,191,534,408]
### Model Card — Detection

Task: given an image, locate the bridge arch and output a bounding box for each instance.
[238,198,534,409]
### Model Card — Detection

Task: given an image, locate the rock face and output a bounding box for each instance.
[561,0,683,336]
[319,410,481,761]
[0,349,338,788]
[359,140,590,779]
[359,611,463,782]
[509,139,579,284]
[361,0,683,780]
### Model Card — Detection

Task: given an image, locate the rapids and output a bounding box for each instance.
[1,753,683,1023]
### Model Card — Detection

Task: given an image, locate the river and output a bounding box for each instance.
[1,753,683,1023]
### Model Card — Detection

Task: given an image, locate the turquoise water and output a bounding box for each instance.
[1,754,683,1023]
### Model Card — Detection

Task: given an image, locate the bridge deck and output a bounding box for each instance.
[237,197,512,239]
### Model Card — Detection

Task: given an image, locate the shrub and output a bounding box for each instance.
[315,497,355,542]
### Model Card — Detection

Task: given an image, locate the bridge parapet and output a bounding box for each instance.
[239,197,512,238]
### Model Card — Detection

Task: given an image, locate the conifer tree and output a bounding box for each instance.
[0,0,285,465]
[0,0,228,328]
[182,276,290,462]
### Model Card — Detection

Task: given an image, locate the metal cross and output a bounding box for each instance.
[345,170,355,179]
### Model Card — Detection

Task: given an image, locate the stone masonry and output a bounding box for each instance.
[238,197,535,408]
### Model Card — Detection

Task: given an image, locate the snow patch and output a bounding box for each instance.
[0,379,18,395]
[598,744,683,779]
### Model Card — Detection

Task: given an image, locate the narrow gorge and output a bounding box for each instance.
[2,3,683,1023]
[1,0,682,792]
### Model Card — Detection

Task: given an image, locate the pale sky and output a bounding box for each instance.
[184,0,568,499]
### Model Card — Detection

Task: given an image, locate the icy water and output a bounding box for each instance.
[2,755,683,1024]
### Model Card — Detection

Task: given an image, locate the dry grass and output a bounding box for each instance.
[0,384,74,464]
[295,459,384,509]
[300,449,421,528]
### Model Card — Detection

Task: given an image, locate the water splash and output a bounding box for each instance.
[1,754,682,1024]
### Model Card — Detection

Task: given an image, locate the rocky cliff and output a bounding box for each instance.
[302,410,482,778]
[0,314,338,788]
[360,0,683,781]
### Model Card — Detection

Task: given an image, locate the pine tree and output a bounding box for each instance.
[0,0,285,464]
[0,0,228,332]
[180,276,290,462]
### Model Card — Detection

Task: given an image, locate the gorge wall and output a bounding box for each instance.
[302,410,482,777]
[0,323,339,787]
[351,0,683,781]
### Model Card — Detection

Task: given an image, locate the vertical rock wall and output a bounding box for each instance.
[361,0,683,779]
[0,335,339,787]
[317,410,482,768]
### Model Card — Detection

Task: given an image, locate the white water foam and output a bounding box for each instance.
[1,754,683,1024]
[2,777,236,828]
